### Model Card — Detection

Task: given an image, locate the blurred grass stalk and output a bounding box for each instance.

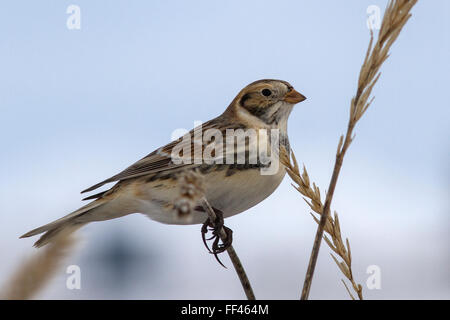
[1,233,76,299]
[283,0,418,300]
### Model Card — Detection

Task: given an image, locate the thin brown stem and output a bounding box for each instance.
[201,197,255,300]
[300,127,353,300]
[282,149,364,299]
[299,0,417,300]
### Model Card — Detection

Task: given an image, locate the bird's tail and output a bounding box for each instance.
[20,200,107,248]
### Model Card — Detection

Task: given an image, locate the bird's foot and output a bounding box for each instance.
[201,210,233,268]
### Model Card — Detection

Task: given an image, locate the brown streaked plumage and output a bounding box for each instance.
[21,79,306,248]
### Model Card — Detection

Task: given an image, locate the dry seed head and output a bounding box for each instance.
[174,169,205,221]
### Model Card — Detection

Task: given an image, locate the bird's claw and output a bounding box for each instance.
[201,212,233,268]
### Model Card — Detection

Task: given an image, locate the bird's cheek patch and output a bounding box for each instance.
[239,93,251,107]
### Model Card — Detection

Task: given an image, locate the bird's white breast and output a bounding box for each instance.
[204,166,286,219]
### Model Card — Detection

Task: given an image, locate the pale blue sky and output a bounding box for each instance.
[0,1,449,299]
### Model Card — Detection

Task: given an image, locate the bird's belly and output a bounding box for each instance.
[204,167,286,218]
[134,166,286,225]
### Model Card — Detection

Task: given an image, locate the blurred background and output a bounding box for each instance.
[0,0,448,299]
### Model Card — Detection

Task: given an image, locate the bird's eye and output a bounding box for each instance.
[261,89,272,97]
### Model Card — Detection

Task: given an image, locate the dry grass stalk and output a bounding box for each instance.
[174,169,205,222]
[200,197,256,300]
[1,233,76,299]
[281,151,363,299]
[176,169,255,300]
[283,0,417,300]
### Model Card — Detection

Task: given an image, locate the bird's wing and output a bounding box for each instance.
[81,118,238,194]
[81,143,186,193]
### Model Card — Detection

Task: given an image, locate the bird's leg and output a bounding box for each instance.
[200,207,233,267]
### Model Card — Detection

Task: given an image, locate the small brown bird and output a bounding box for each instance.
[21,79,306,252]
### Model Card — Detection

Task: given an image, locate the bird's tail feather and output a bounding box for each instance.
[20,200,107,248]
[30,222,86,248]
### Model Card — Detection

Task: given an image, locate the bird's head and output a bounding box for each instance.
[226,79,306,126]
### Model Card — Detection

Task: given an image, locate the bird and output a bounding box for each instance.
[21,79,306,255]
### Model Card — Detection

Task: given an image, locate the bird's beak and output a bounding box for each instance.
[283,89,306,104]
